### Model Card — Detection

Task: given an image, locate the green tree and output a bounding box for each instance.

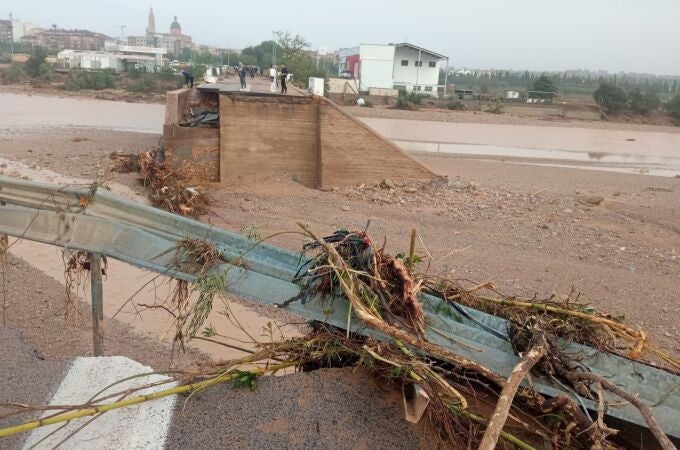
[531,74,558,98]
[274,31,310,60]
[273,31,327,86]
[628,88,660,114]
[665,94,680,120]
[25,47,48,78]
[593,82,628,113]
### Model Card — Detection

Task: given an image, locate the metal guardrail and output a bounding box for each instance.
[0,175,678,438]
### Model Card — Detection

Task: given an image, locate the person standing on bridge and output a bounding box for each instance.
[180,69,194,88]
[280,64,289,94]
[269,64,277,93]
[236,63,247,90]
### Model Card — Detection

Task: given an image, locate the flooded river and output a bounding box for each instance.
[2,92,680,176]
[0,92,164,134]
[362,118,680,177]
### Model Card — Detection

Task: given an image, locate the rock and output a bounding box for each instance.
[619,246,626,251]
[0,163,6,168]
[331,186,340,192]
[341,205,350,211]
[468,180,476,191]
[675,174,680,178]
[404,187,418,193]
[563,208,574,214]
[582,196,604,206]
[381,179,395,189]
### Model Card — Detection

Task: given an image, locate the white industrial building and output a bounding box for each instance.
[104,43,167,68]
[58,44,167,73]
[338,43,448,96]
[58,50,156,72]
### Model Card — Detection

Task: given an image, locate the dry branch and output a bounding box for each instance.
[478,344,547,450]
[563,371,677,450]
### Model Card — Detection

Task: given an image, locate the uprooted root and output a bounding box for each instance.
[62,250,107,325]
[293,228,426,337]
[111,149,209,217]
[139,150,209,217]
[424,276,678,373]
[109,152,141,173]
[140,238,229,351]
[290,224,677,449]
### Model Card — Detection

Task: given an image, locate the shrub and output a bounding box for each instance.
[628,89,660,114]
[395,95,413,110]
[25,47,47,78]
[395,89,426,110]
[127,67,142,80]
[0,64,24,84]
[665,94,680,120]
[447,100,466,110]
[486,103,503,114]
[593,82,628,113]
[38,63,54,81]
[157,67,178,81]
[64,70,116,91]
[127,75,157,93]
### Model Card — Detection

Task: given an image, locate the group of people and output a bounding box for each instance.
[180,62,290,94]
[268,64,289,94]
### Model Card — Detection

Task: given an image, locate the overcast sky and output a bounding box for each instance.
[5,0,680,75]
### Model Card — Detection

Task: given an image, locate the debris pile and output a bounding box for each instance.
[181,107,219,128]
[110,149,209,216]
[153,226,678,449]
[1,227,677,449]
[283,225,678,449]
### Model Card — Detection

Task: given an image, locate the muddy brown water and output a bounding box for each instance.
[0,92,164,134]
[362,117,680,177]
[3,92,680,176]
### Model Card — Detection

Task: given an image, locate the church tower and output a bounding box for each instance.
[146,7,156,36]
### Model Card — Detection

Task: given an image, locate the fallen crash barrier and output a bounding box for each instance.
[0,175,678,439]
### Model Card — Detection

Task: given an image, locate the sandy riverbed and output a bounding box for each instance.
[1,93,678,364]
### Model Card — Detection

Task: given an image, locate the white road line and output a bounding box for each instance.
[22,356,176,450]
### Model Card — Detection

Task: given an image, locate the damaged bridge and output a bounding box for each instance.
[162,79,440,188]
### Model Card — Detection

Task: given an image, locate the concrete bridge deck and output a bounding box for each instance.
[197,76,309,97]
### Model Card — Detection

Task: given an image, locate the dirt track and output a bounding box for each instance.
[1,125,678,359]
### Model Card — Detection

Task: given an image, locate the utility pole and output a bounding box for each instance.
[443,57,449,98]
[9,13,14,58]
[272,31,276,65]
[415,48,421,90]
